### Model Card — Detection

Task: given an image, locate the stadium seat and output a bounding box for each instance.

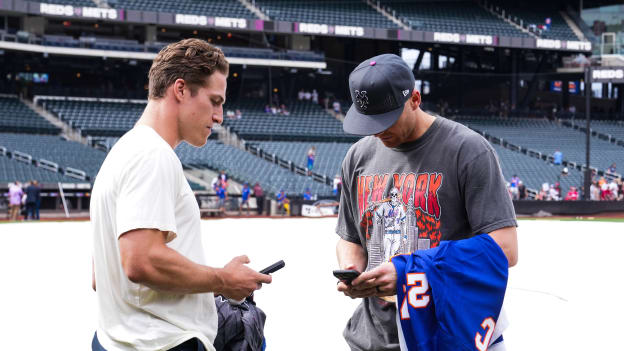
[256,0,398,28]
[455,116,624,173]
[0,97,61,134]
[380,1,529,37]
[0,133,107,179]
[175,140,334,197]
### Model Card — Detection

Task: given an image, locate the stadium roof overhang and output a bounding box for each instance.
[0,1,593,54]
[0,41,327,69]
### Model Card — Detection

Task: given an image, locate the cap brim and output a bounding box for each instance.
[343,103,403,136]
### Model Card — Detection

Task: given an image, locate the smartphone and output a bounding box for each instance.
[259,260,285,275]
[333,269,360,284]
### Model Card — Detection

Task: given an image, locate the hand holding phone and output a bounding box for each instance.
[260,260,285,275]
[333,269,360,285]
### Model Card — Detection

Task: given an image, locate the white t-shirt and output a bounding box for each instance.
[609,182,618,197]
[91,125,217,351]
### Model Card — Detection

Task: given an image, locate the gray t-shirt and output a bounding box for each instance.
[336,116,517,351]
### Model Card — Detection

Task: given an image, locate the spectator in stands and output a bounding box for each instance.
[90,39,271,351]
[235,109,242,120]
[216,182,227,215]
[303,188,313,201]
[276,189,289,216]
[253,182,264,215]
[509,175,520,200]
[608,180,618,201]
[518,180,527,200]
[304,90,312,101]
[7,181,23,221]
[537,182,549,200]
[333,174,342,201]
[312,89,319,104]
[600,178,609,200]
[332,100,341,114]
[226,109,235,119]
[590,181,600,201]
[569,105,576,119]
[270,105,278,115]
[553,150,563,165]
[306,146,316,176]
[549,184,560,201]
[280,104,290,116]
[25,180,41,220]
[272,93,280,106]
[618,180,624,201]
[219,170,229,189]
[607,163,616,174]
[264,104,271,114]
[239,182,250,215]
[564,186,579,201]
[298,89,305,100]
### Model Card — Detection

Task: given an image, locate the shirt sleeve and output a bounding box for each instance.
[116,150,179,242]
[460,146,517,235]
[335,152,361,244]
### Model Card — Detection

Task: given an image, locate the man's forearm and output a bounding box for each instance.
[124,244,225,295]
[336,238,367,272]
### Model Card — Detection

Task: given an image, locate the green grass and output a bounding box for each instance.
[520,217,624,223]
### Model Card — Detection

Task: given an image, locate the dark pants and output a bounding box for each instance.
[26,203,36,220]
[256,196,264,215]
[92,333,206,351]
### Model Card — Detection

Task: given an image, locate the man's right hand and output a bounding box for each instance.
[218,255,272,301]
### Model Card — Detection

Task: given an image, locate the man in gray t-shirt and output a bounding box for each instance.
[335,54,518,350]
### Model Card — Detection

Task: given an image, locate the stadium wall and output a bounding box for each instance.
[513,200,624,215]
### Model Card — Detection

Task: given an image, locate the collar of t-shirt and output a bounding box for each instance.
[391,116,441,152]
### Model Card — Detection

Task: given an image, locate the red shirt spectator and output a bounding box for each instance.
[564,187,579,201]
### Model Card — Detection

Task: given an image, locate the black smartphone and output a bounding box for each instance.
[333,269,360,284]
[259,260,285,275]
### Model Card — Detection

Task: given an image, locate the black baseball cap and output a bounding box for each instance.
[343,54,416,136]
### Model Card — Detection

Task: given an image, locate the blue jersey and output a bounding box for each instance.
[391,234,508,351]
[276,192,286,204]
[216,187,226,199]
[241,187,250,201]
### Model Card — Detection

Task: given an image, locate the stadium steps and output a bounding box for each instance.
[27,97,87,145]
[559,11,585,41]
[479,2,537,39]
[364,0,410,30]
[238,0,270,20]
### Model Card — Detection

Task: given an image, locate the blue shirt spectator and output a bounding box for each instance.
[553,151,563,165]
[303,189,313,201]
[241,184,250,202]
[216,186,226,199]
[276,190,287,204]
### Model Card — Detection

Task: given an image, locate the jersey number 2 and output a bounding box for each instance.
[399,273,430,320]
[474,317,496,351]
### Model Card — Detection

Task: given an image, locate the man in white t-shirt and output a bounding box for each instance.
[91,38,272,351]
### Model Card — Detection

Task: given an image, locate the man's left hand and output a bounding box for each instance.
[349,262,397,297]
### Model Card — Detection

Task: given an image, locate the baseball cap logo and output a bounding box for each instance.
[402,89,409,97]
[355,90,369,111]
